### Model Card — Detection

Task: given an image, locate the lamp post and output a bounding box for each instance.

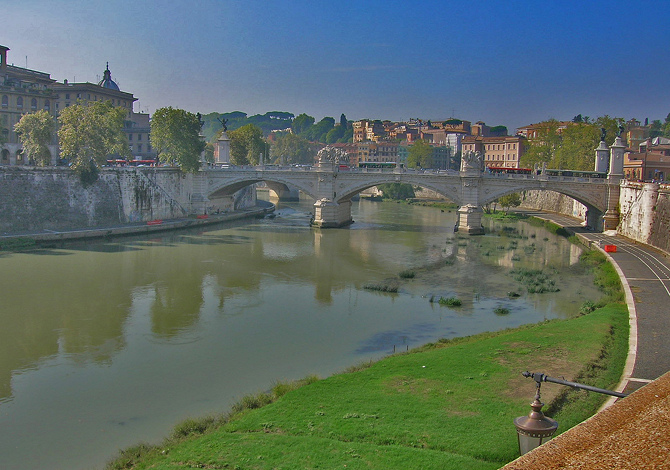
[513,373,558,455]
[514,371,628,456]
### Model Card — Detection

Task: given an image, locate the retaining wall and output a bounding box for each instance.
[0,167,253,234]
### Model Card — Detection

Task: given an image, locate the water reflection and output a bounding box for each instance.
[0,199,604,469]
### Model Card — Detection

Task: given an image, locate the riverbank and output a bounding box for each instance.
[105,233,628,470]
[0,203,275,249]
[107,303,628,470]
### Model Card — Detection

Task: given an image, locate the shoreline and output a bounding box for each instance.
[0,203,275,245]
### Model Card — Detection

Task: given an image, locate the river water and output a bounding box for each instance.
[0,198,602,469]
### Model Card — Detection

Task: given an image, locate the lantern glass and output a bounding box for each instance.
[513,398,558,455]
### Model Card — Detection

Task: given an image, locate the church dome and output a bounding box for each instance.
[98,62,120,91]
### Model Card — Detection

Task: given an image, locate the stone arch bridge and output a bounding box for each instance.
[192,136,625,234]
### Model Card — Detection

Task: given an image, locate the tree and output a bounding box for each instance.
[407,139,433,168]
[519,119,562,169]
[292,113,315,136]
[553,123,600,170]
[228,124,265,165]
[270,132,314,164]
[306,117,335,142]
[14,109,55,166]
[377,183,415,200]
[497,193,522,213]
[150,107,205,172]
[58,100,130,184]
[339,113,348,129]
[325,125,345,143]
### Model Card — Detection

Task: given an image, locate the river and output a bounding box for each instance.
[0,198,602,469]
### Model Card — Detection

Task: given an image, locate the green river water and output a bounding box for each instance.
[0,198,602,469]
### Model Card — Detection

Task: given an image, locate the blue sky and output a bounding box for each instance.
[4,0,670,131]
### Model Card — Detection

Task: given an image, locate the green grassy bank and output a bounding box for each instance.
[108,299,628,469]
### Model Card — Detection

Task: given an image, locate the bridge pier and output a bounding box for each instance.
[312,199,353,228]
[457,204,484,234]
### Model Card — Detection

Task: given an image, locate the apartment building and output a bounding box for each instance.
[462,135,526,168]
[1,45,57,165]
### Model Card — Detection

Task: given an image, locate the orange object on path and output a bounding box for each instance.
[604,244,617,253]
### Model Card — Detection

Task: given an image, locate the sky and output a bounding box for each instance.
[3,0,670,132]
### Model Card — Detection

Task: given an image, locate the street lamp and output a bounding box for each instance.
[513,372,558,455]
[514,371,628,456]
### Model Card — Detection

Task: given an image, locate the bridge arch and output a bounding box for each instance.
[335,174,463,205]
[206,174,319,201]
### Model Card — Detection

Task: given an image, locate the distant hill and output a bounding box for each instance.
[201,111,294,141]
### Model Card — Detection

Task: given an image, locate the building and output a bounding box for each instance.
[624,137,670,182]
[462,135,526,168]
[625,118,649,151]
[516,121,572,139]
[1,45,57,165]
[52,64,155,160]
[353,119,385,142]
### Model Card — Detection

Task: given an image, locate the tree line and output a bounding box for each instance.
[10,102,670,186]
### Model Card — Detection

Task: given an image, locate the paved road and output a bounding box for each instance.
[519,210,670,394]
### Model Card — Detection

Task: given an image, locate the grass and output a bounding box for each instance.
[526,217,571,238]
[0,237,36,251]
[107,300,628,470]
[438,296,462,307]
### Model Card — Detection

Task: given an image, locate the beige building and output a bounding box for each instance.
[353,119,385,142]
[462,135,526,168]
[624,137,670,182]
[1,45,58,165]
[52,64,155,160]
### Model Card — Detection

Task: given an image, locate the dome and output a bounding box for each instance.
[98,62,120,91]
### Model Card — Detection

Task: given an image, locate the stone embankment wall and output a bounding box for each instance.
[519,190,587,220]
[0,167,254,234]
[618,182,670,253]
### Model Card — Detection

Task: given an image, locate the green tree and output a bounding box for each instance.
[339,113,348,129]
[292,113,315,136]
[306,117,335,142]
[271,132,314,164]
[407,139,433,168]
[14,109,55,166]
[593,115,624,146]
[377,183,415,200]
[151,107,205,172]
[649,119,663,139]
[519,119,562,169]
[228,124,265,165]
[497,193,522,213]
[58,100,130,185]
[325,125,345,144]
[553,123,600,170]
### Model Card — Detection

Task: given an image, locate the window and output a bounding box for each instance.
[44,100,50,111]
[138,134,142,141]
[31,98,37,110]
[16,97,23,109]
[129,134,133,141]
[138,144,143,152]
[65,93,70,100]
[1,95,7,108]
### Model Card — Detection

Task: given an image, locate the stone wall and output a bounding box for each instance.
[0,167,255,234]
[519,190,587,220]
[619,182,670,253]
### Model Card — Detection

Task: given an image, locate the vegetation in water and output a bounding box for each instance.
[511,268,560,293]
[438,296,462,307]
